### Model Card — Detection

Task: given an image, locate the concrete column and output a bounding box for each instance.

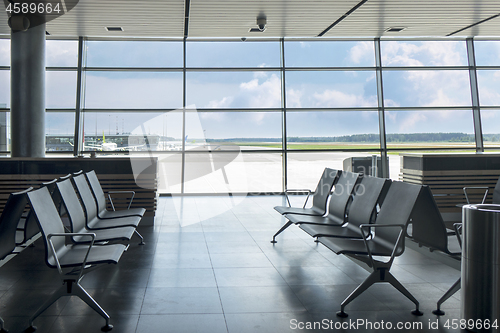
[11,23,46,157]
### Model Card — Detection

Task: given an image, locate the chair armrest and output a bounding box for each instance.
[284,189,312,208]
[359,224,405,268]
[47,232,96,278]
[453,223,462,249]
[463,186,489,204]
[107,191,136,210]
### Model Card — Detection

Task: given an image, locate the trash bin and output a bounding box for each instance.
[462,204,500,332]
[343,156,387,177]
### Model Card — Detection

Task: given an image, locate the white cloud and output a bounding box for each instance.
[206,73,281,109]
[423,89,458,107]
[299,42,310,49]
[397,112,428,132]
[391,70,471,107]
[0,40,9,65]
[250,112,267,124]
[46,41,78,67]
[207,96,233,108]
[85,75,183,109]
[286,89,303,108]
[383,99,400,107]
[348,41,373,64]
[382,41,465,67]
[312,89,377,107]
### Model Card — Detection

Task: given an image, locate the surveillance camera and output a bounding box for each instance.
[8,15,30,32]
[257,17,266,31]
[241,37,247,41]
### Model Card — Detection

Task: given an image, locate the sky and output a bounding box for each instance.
[0,38,500,140]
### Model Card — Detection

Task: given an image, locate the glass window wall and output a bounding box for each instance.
[1,37,500,193]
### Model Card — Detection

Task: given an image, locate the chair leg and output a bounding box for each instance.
[73,284,113,331]
[27,280,114,332]
[337,270,379,317]
[385,271,423,316]
[433,278,461,316]
[337,268,423,318]
[27,284,69,330]
[271,221,293,243]
[134,230,145,245]
[0,316,7,333]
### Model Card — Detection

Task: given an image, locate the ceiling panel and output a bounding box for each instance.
[188,0,361,37]
[0,0,499,38]
[0,0,186,37]
[326,0,500,37]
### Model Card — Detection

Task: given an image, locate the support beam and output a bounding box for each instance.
[280,38,288,191]
[375,38,389,178]
[466,38,484,152]
[11,23,46,157]
[73,37,85,156]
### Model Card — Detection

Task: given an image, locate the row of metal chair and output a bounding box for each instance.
[272,169,432,317]
[0,170,146,332]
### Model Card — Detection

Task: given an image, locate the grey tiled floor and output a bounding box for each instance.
[0,195,465,333]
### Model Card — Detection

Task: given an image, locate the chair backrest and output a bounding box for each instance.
[72,174,99,222]
[56,178,88,232]
[0,188,32,260]
[20,181,57,245]
[59,173,72,181]
[41,178,58,195]
[373,181,423,256]
[26,187,67,267]
[326,171,360,221]
[85,170,107,216]
[493,176,500,204]
[347,175,392,227]
[408,185,453,254]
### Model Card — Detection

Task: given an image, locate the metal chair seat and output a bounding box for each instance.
[26,186,127,332]
[271,171,358,243]
[300,224,365,239]
[85,170,146,219]
[296,176,391,240]
[319,237,396,257]
[72,174,144,245]
[317,181,425,318]
[56,178,136,244]
[273,168,339,216]
[285,212,345,226]
[51,243,125,268]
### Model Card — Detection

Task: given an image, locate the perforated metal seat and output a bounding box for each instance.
[271,169,347,243]
[299,175,391,239]
[318,181,425,318]
[72,174,144,245]
[273,168,339,216]
[85,170,146,219]
[26,186,127,332]
[56,178,136,243]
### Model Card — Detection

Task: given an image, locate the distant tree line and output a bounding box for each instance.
[206,132,500,143]
[206,133,500,143]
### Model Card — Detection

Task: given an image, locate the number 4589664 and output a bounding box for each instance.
[6,2,61,14]
[444,319,498,330]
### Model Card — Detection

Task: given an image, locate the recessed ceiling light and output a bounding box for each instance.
[385,27,406,32]
[106,27,123,32]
